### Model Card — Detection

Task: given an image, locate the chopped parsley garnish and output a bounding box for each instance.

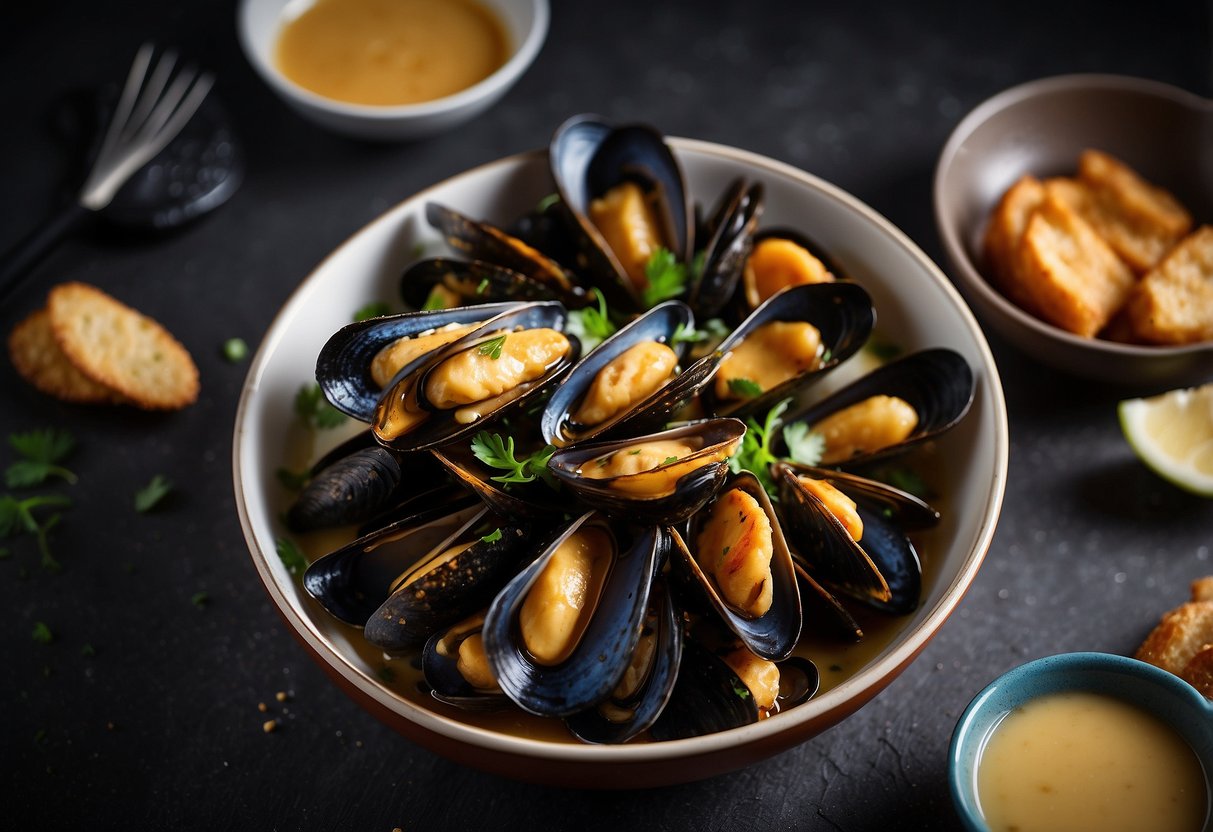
[190,591,209,609]
[6,429,77,487]
[565,289,616,352]
[275,537,308,576]
[782,422,825,466]
[420,287,449,311]
[727,378,763,398]
[870,466,930,499]
[222,338,249,363]
[353,301,391,322]
[294,384,347,430]
[731,682,751,700]
[661,456,679,466]
[864,336,902,361]
[134,475,173,513]
[481,528,503,543]
[477,334,507,360]
[276,467,310,492]
[729,398,794,499]
[470,431,557,488]
[641,247,688,306]
[690,249,707,280]
[0,493,71,571]
[535,193,561,213]
[80,644,96,657]
[32,621,53,644]
[475,277,490,295]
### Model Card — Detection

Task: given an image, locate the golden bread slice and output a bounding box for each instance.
[1135,599,1213,676]
[47,282,199,410]
[1076,149,1192,273]
[1014,192,1135,337]
[1124,225,1213,345]
[8,308,122,404]
[981,174,1045,311]
[1181,645,1213,696]
[1191,576,1213,603]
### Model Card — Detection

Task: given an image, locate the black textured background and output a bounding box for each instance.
[3,2,1211,830]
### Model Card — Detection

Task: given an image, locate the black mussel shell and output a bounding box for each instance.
[317,302,523,422]
[776,348,974,468]
[546,419,745,526]
[505,195,583,268]
[286,446,405,532]
[400,257,561,309]
[775,463,930,615]
[704,282,875,419]
[421,612,509,711]
[550,114,692,311]
[426,202,591,308]
[739,226,848,313]
[648,639,760,741]
[794,559,864,642]
[691,179,763,320]
[668,470,803,661]
[372,302,579,452]
[303,496,483,627]
[364,508,538,653]
[482,513,661,718]
[564,578,682,744]
[539,300,717,447]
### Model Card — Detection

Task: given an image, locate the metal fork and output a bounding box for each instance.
[0,43,214,297]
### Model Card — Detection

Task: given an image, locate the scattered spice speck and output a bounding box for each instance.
[257,702,268,713]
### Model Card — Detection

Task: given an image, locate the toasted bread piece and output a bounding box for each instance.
[1181,645,1213,696]
[982,175,1045,311]
[1013,192,1135,337]
[47,282,199,410]
[1135,599,1213,675]
[8,308,122,404]
[1076,149,1192,273]
[1192,576,1213,603]
[1124,225,1213,345]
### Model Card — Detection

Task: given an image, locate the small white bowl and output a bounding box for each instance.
[237,0,549,141]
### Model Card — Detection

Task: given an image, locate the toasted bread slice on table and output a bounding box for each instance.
[47,282,199,410]
[1125,225,1213,345]
[8,308,122,404]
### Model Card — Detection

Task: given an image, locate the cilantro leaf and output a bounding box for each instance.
[565,290,617,352]
[477,334,507,360]
[294,384,347,430]
[134,475,173,513]
[481,528,503,543]
[470,431,557,488]
[728,398,793,499]
[6,429,77,487]
[275,537,308,576]
[353,301,391,322]
[783,422,825,467]
[727,378,763,398]
[642,248,688,307]
[0,493,71,571]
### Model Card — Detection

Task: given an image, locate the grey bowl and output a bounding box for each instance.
[934,74,1213,387]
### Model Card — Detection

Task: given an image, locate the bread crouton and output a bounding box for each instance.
[1125,226,1213,345]
[1076,149,1192,273]
[981,175,1045,311]
[1013,192,1135,337]
[1135,599,1213,676]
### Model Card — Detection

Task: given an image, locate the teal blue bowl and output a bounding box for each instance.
[948,652,1213,831]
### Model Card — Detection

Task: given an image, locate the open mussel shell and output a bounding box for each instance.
[372,302,580,453]
[303,495,483,627]
[549,114,693,311]
[793,559,864,642]
[564,578,682,744]
[421,612,509,711]
[539,300,716,447]
[690,178,763,320]
[400,257,561,309]
[546,419,745,526]
[482,512,662,718]
[358,505,536,653]
[775,462,930,615]
[668,470,803,661]
[426,202,591,308]
[316,302,523,422]
[739,226,848,313]
[776,348,975,468]
[704,281,875,419]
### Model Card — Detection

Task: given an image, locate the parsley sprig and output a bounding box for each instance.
[134,475,173,513]
[565,289,617,352]
[727,377,763,399]
[470,431,557,488]
[728,399,826,499]
[477,334,507,360]
[294,384,347,430]
[275,537,308,576]
[0,494,72,571]
[6,430,77,487]
[642,248,688,307]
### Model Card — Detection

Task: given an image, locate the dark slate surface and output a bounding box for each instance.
[3,2,1211,830]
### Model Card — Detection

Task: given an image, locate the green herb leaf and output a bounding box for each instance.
[642,248,689,307]
[420,286,450,311]
[727,378,763,398]
[864,336,902,361]
[565,290,617,352]
[294,384,347,430]
[475,277,490,296]
[6,429,77,487]
[470,431,557,488]
[477,334,507,360]
[32,621,53,644]
[353,301,391,322]
[874,466,930,499]
[222,338,249,363]
[481,528,503,543]
[134,475,173,513]
[0,494,71,571]
[690,249,707,280]
[783,423,825,467]
[731,682,750,700]
[276,467,310,492]
[727,398,793,500]
[275,537,308,576]
[190,591,209,609]
[535,193,561,213]
[80,643,96,657]
[661,456,679,466]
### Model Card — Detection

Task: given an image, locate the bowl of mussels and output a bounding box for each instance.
[233,114,1010,787]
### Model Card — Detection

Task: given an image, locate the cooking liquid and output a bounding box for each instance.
[975,690,1208,832]
[274,0,510,106]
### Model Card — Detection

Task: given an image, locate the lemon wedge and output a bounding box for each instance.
[1118,384,1213,498]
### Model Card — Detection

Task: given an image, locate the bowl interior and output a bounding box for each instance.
[233,140,1008,782]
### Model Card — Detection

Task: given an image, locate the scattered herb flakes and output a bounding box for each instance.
[353,301,391,322]
[565,289,617,352]
[0,493,72,571]
[134,475,173,513]
[481,528,503,543]
[191,591,210,609]
[477,334,507,360]
[535,192,561,213]
[690,249,707,280]
[878,467,930,500]
[475,277,490,296]
[222,338,249,363]
[782,422,825,467]
[420,287,449,311]
[32,621,53,644]
[727,378,763,398]
[642,247,688,307]
[731,682,751,700]
[294,384,347,430]
[276,467,310,491]
[6,429,77,487]
[729,398,793,500]
[661,456,679,466]
[470,431,557,488]
[275,537,308,576]
[864,336,902,361]
[829,664,843,673]
[80,644,96,658]
[376,665,396,684]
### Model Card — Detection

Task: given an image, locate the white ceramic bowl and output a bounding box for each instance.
[236,0,549,141]
[233,140,1009,787]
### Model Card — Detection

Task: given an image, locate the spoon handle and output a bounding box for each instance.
[0,202,94,302]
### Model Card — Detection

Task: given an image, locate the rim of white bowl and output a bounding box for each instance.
[234,138,1010,763]
[933,72,1213,362]
[237,0,550,120]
